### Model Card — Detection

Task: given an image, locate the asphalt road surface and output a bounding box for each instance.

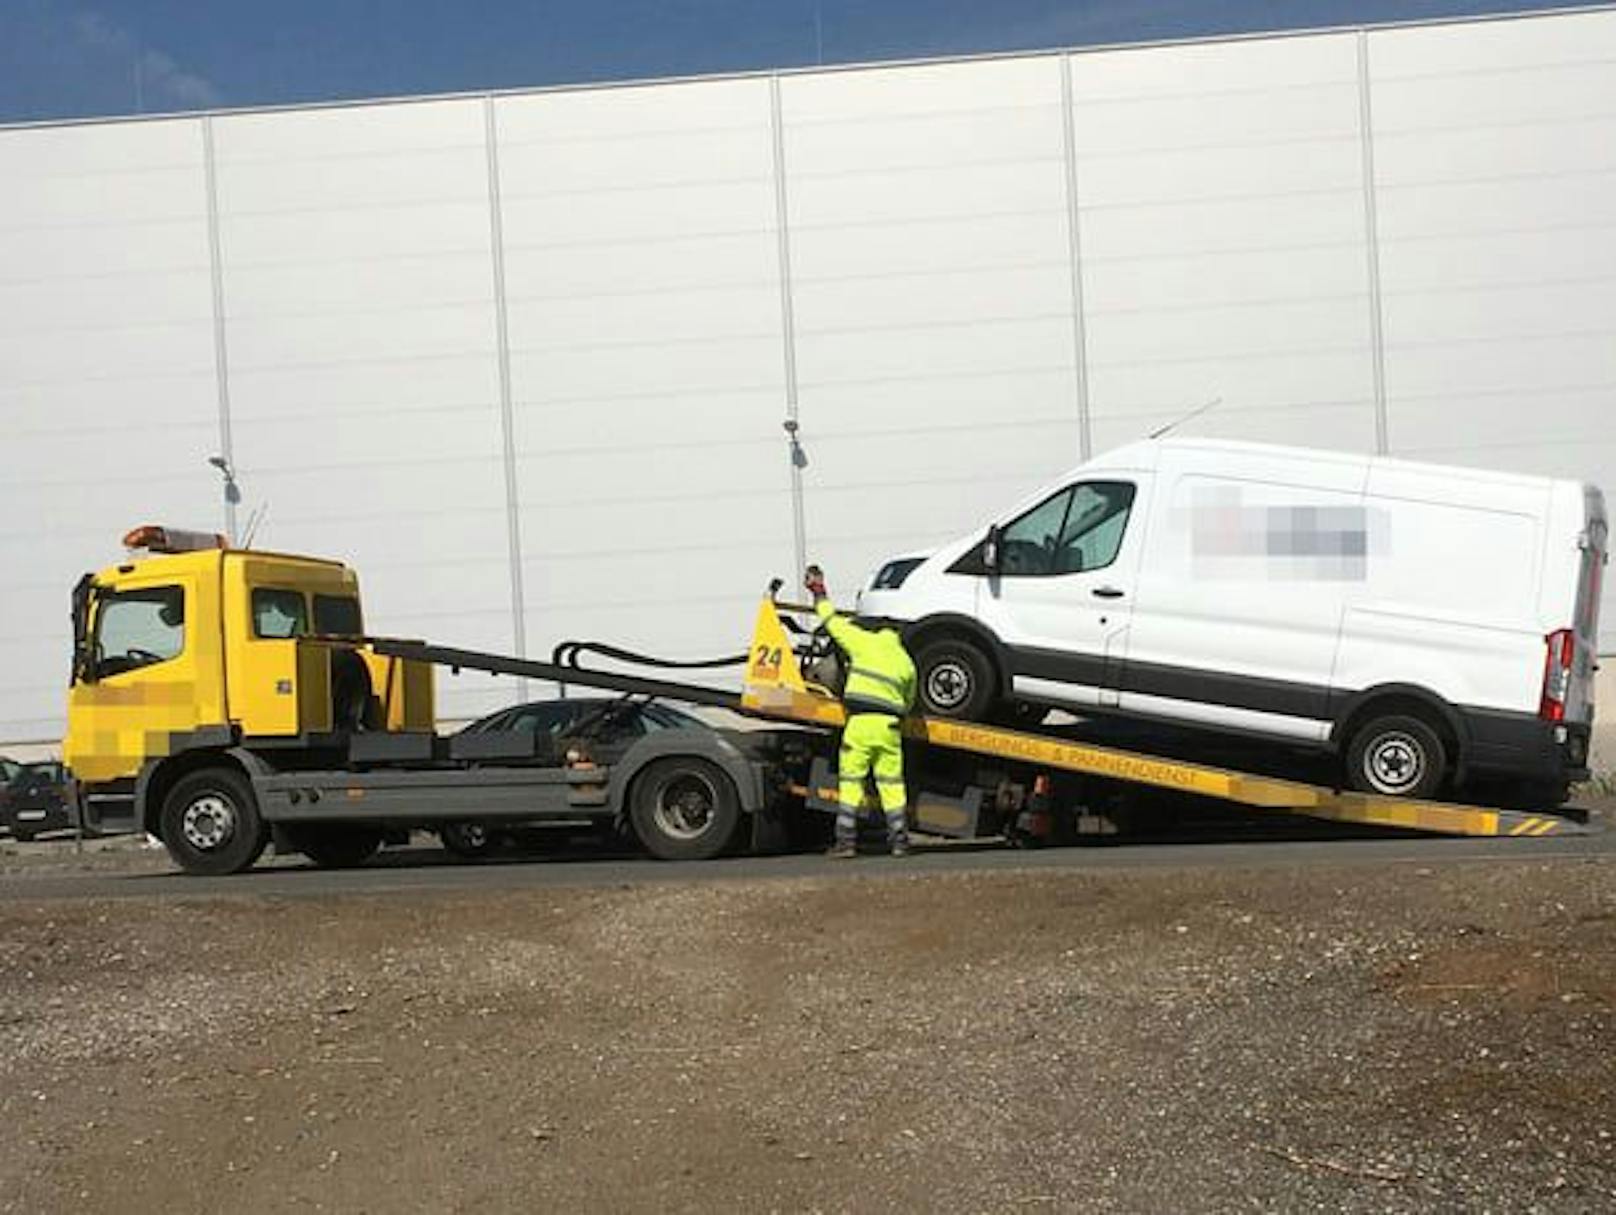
[4,820,1611,900]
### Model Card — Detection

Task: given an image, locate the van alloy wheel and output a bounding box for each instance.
[1344,714,1446,800]
[926,662,972,711]
[1364,732,1423,794]
[915,637,997,721]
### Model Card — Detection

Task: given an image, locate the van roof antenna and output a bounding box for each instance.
[1148,396,1222,440]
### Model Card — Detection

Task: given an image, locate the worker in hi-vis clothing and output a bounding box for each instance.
[805,564,918,858]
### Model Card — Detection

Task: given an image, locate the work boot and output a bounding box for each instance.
[827,841,857,859]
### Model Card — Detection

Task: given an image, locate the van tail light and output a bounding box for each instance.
[1539,628,1576,722]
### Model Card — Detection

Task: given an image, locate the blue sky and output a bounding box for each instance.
[0,0,1606,122]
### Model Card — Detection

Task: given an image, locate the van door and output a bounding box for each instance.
[974,477,1148,708]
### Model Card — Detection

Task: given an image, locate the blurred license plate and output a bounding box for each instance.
[17,810,47,820]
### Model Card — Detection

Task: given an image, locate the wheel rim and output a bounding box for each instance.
[459,823,488,849]
[181,793,237,851]
[1363,732,1425,795]
[652,773,717,841]
[926,660,972,711]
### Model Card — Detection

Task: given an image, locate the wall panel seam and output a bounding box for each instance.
[1060,55,1093,460]
[1357,31,1390,454]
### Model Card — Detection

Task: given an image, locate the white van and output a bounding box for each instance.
[856,438,1606,804]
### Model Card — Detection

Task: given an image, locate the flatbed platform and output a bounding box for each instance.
[359,594,1590,842]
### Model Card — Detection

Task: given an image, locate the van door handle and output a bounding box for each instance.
[1092,586,1125,600]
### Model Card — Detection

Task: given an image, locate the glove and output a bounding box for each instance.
[804,564,827,599]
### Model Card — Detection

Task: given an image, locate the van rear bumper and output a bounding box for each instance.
[1465,710,1590,786]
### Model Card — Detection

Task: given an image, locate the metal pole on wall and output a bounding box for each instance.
[202,116,239,540]
[770,75,809,575]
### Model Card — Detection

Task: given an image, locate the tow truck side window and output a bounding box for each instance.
[95,586,186,676]
[252,589,308,639]
[313,595,362,636]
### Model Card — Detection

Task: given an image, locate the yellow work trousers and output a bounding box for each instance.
[836,712,908,846]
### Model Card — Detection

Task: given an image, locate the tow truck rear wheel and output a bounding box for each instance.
[630,758,742,861]
[287,824,384,869]
[159,767,268,876]
[440,821,500,860]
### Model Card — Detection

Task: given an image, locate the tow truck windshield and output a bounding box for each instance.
[86,585,185,679]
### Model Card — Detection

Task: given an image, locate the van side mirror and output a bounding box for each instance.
[983,525,1003,574]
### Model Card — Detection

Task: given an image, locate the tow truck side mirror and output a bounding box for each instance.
[983,525,1003,574]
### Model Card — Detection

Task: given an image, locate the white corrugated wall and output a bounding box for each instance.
[2,7,1614,744]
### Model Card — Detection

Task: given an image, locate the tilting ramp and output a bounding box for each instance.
[744,597,1592,840]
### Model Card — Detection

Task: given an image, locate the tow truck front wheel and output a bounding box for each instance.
[160,768,268,876]
[630,758,742,861]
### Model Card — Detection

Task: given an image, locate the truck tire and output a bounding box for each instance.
[630,757,742,861]
[11,829,35,843]
[160,767,268,876]
[287,824,383,869]
[915,637,997,721]
[440,821,500,860]
[1345,714,1446,799]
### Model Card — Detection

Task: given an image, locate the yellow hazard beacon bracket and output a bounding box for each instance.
[739,595,1588,840]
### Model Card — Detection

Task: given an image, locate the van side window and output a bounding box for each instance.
[1055,482,1136,574]
[94,586,186,677]
[252,589,309,639]
[970,481,1136,577]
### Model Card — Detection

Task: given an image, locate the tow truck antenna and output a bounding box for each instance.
[241,501,269,549]
[1148,396,1223,440]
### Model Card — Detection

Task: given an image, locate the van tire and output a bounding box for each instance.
[915,637,997,721]
[1345,714,1446,799]
[160,767,268,876]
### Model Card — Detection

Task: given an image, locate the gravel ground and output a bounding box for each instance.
[2,854,1613,1213]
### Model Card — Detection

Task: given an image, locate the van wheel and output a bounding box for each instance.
[1345,715,1446,799]
[915,638,997,721]
[160,768,268,876]
[630,758,741,861]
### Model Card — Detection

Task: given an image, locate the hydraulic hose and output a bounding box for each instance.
[551,640,748,671]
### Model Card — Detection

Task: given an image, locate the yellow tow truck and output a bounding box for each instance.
[64,527,1588,876]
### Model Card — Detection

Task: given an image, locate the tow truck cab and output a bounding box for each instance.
[65,526,434,834]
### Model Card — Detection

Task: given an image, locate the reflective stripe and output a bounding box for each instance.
[845,695,903,716]
[874,775,906,786]
[851,666,907,694]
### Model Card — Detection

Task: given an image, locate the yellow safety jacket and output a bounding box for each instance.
[816,599,917,718]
